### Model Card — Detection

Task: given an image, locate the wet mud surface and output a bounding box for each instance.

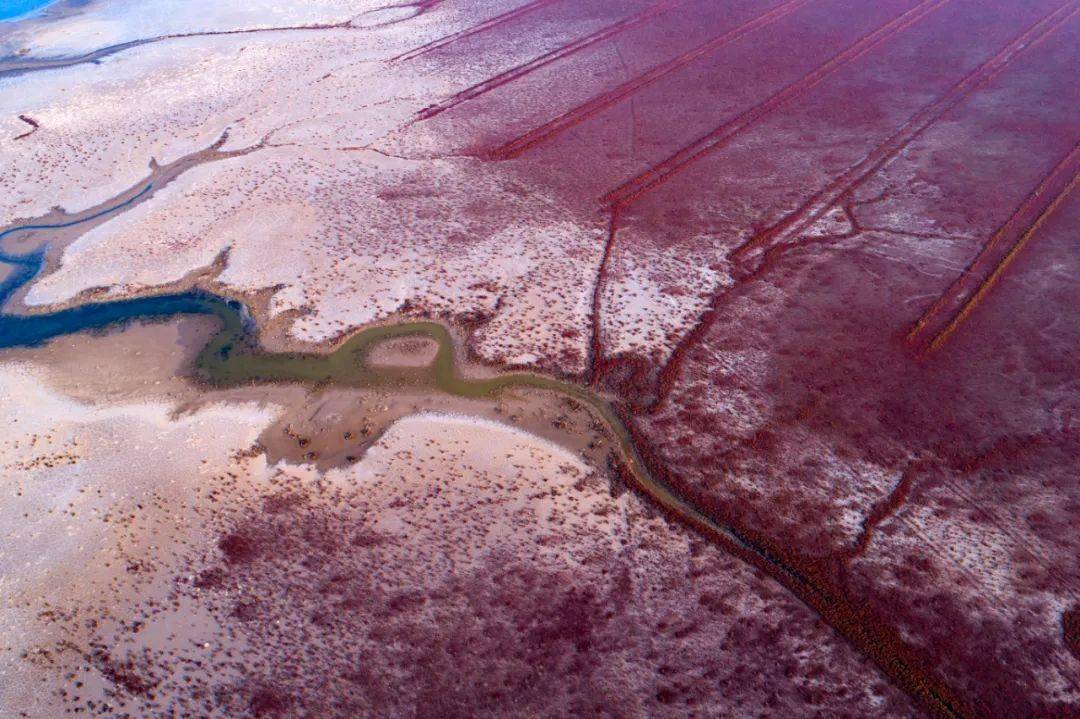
[2,0,1078,716]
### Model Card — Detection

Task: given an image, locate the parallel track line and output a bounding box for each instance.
[731,0,1080,271]
[914,149,1079,352]
[390,0,564,63]
[487,0,815,159]
[414,0,695,121]
[602,0,950,209]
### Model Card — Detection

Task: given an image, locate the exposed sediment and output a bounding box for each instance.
[0,310,917,718]
[4,0,1078,715]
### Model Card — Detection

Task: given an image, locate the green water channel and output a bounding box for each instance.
[196,302,766,561]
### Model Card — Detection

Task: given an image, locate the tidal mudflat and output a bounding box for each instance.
[1,0,1077,717]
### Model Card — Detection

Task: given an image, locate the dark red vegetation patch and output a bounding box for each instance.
[1065,608,1080,662]
[248,686,293,718]
[88,647,158,699]
[39,458,919,719]
[218,531,263,565]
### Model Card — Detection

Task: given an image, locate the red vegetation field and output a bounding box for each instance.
[394,0,1079,715]
[9,1,1076,716]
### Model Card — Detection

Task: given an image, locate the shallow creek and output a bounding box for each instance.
[0,285,760,560]
[0,195,958,718]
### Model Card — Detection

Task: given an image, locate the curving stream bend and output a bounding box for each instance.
[0,220,963,719]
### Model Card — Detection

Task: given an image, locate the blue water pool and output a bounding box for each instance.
[0,0,56,21]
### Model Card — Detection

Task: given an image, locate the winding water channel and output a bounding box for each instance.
[0,199,766,562]
[0,282,767,565]
[0,203,961,719]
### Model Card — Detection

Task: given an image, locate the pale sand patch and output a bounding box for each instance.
[2,0,391,57]
[0,360,281,715]
[332,411,606,570]
[1,0,638,375]
[0,30,449,226]
[0,361,280,592]
[0,0,511,58]
[366,335,439,368]
[0,361,612,716]
[25,145,600,373]
[600,232,726,364]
